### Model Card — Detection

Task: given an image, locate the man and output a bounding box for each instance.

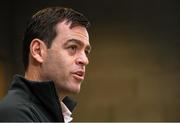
[0,7,91,122]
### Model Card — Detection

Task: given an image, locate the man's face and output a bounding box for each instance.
[42,21,91,95]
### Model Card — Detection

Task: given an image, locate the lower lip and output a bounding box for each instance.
[72,74,84,81]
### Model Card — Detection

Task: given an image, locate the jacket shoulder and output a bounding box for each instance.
[0,99,39,121]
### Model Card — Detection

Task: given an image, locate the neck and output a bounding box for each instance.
[25,65,42,82]
[56,88,67,101]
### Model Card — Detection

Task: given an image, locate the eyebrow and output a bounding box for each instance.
[65,39,91,52]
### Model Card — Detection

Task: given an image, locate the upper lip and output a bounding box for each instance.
[72,70,85,77]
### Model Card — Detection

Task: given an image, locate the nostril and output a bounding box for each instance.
[76,58,84,65]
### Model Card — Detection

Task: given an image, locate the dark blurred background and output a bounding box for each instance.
[0,0,180,121]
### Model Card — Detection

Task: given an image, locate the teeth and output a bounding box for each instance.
[77,73,82,76]
[76,72,82,76]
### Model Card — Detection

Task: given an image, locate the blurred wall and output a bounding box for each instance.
[0,0,179,121]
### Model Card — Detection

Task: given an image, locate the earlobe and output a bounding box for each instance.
[30,39,47,63]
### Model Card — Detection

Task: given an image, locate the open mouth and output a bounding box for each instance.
[72,71,84,81]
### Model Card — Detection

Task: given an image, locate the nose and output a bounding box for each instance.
[76,52,89,66]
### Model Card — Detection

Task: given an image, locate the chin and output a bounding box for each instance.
[62,78,82,94]
[61,83,81,94]
[70,87,81,94]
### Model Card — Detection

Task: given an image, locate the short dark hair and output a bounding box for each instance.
[23,7,90,70]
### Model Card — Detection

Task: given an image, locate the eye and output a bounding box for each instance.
[68,45,77,54]
[85,50,90,56]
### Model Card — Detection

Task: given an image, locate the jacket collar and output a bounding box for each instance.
[11,74,77,121]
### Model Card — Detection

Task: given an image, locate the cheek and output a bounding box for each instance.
[51,53,73,73]
[45,50,76,73]
[51,55,67,71]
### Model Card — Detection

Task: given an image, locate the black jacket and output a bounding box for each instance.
[0,75,76,122]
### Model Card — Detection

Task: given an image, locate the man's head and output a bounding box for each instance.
[23,7,90,70]
[23,7,91,95]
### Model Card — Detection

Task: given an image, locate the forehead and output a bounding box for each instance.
[55,21,89,44]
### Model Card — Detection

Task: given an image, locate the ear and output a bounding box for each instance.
[29,39,47,63]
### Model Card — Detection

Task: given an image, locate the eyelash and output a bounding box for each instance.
[68,45,90,56]
[68,45,77,53]
[85,50,90,56]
